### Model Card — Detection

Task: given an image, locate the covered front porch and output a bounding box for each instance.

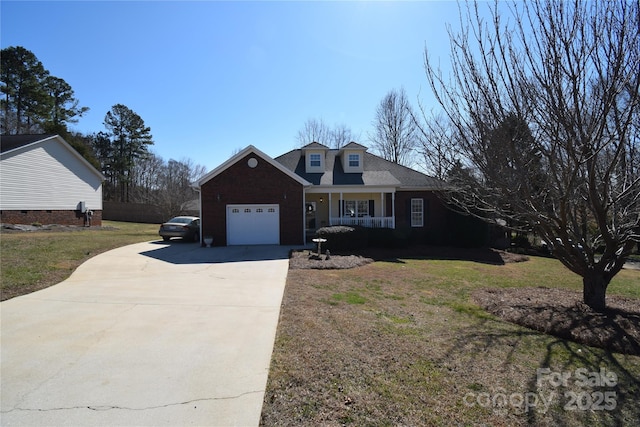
[304,188,396,237]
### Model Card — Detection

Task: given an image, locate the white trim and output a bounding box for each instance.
[305,186,396,194]
[410,198,424,227]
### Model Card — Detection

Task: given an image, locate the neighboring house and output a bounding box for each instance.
[196,142,451,246]
[0,134,105,226]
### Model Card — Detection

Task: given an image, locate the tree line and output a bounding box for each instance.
[1,46,205,216]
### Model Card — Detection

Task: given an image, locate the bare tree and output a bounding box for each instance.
[329,123,359,149]
[369,87,417,165]
[424,0,639,310]
[296,118,359,148]
[413,109,459,180]
[130,153,206,218]
[295,118,332,147]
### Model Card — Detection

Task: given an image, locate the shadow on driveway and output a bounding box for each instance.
[139,241,298,265]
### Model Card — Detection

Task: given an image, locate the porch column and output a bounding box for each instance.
[329,192,332,226]
[302,190,307,244]
[392,192,396,229]
[340,192,343,225]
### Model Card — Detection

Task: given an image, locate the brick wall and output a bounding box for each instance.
[394,191,448,244]
[0,209,102,227]
[201,153,304,246]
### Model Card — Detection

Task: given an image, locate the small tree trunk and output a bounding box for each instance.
[583,273,608,312]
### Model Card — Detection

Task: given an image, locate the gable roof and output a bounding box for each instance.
[1,134,106,181]
[301,142,330,150]
[196,145,311,187]
[340,141,368,151]
[1,134,58,153]
[275,147,445,189]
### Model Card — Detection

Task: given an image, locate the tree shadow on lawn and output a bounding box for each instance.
[473,287,640,356]
[442,311,640,426]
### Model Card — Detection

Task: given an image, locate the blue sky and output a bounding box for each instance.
[2,1,467,173]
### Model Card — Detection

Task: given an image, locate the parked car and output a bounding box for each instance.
[159,216,200,242]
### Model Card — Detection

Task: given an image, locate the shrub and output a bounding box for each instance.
[316,226,367,252]
[511,235,531,249]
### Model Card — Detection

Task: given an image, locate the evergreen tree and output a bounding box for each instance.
[102,104,153,202]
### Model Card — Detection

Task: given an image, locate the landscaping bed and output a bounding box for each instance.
[290,245,529,270]
[474,287,640,356]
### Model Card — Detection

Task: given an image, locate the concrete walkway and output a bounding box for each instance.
[1,242,293,426]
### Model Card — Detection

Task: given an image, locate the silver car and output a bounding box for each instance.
[159,216,200,242]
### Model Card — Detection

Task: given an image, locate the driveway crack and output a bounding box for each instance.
[2,390,265,414]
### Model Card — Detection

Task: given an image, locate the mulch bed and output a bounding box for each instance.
[289,245,529,270]
[473,287,640,355]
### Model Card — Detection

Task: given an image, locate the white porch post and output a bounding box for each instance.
[329,192,333,226]
[392,192,396,229]
[340,192,343,225]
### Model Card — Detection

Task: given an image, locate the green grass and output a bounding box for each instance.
[0,221,159,300]
[262,255,640,426]
[331,291,367,304]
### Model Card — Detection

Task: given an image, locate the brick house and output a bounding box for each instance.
[0,134,105,226]
[196,143,451,246]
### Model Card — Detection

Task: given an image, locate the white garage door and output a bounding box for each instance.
[227,204,280,245]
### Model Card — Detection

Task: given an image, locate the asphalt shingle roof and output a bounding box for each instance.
[1,134,56,154]
[275,147,445,189]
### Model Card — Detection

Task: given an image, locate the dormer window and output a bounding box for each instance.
[310,153,321,167]
[348,154,360,168]
[304,148,325,173]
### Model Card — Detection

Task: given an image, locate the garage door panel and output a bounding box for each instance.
[227,204,279,245]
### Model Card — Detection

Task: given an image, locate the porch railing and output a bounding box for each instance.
[330,216,395,229]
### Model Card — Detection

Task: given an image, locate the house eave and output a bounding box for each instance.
[197,145,312,188]
[305,185,398,194]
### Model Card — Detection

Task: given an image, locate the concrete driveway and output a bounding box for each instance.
[1,241,293,426]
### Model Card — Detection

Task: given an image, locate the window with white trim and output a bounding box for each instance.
[411,198,423,227]
[309,153,321,167]
[348,153,360,167]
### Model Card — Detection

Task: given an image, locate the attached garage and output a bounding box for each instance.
[197,146,310,246]
[227,204,280,245]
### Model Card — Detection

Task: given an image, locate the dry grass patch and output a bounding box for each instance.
[1,221,159,300]
[261,252,640,426]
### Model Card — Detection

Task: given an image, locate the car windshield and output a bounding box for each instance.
[168,217,191,224]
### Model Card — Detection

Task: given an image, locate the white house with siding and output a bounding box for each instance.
[0,134,105,226]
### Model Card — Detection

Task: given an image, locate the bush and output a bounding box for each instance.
[511,235,531,249]
[316,226,367,252]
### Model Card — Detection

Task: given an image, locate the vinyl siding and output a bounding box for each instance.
[0,140,103,211]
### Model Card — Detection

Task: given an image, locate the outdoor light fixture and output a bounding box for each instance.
[320,197,323,203]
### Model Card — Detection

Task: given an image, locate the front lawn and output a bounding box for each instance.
[0,221,159,301]
[261,253,640,426]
